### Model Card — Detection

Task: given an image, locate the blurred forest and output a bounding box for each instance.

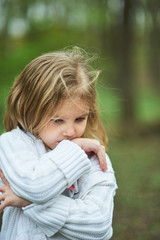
[0,0,160,239]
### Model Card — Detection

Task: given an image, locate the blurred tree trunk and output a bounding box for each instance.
[118,0,135,127]
[111,0,136,134]
[147,0,160,89]
[96,0,108,54]
[0,0,13,56]
[95,0,136,129]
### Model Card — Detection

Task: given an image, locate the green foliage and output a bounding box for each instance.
[136,88,160,122]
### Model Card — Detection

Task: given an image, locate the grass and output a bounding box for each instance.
[108,134,160,240]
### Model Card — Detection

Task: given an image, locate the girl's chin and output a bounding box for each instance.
[47,141,63,150]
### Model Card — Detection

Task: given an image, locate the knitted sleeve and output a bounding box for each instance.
[0,129,91,203]
[23,154,118,240]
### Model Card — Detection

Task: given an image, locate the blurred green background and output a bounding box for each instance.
[0,0,160,239]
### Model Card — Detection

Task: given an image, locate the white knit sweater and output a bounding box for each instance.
[0,127,117,240]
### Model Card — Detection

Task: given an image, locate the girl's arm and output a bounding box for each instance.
[0,154,117,239]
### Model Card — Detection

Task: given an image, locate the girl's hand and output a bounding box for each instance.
[72,138,107,171]
[0,169,31,212]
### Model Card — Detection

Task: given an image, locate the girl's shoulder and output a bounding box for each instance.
[0,127,47,158]
[0,127,41,150]
[0,127,28,142]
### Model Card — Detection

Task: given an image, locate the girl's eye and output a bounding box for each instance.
[50,119,63,124]
[54,119,63,123]
[75,117,86,122]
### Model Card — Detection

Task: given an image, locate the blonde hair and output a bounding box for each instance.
[4,47,108,147]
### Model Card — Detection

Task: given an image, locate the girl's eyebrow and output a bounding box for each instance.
[79,113,89,117]
[53,112,89,119]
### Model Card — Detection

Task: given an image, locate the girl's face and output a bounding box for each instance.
[38,98,89,149]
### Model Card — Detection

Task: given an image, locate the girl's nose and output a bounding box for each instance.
[63,125,76,138]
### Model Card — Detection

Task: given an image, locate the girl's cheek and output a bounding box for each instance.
[79,127,86,137]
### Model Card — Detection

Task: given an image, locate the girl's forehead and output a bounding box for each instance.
[53,98,90,117]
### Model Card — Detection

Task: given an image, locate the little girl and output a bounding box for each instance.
[0,47,117,240]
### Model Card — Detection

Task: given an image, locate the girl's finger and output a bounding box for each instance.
[0,185,6,193]
[97,147,107,171]
[0,194,4,202]
[0,201,7,213]
[0,169,9,186]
